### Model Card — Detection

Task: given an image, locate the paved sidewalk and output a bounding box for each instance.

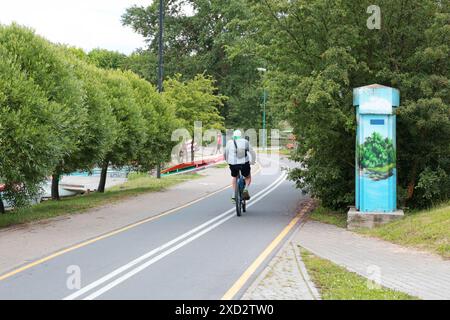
[0,165,232,276]
[294,221,450,300]
[242,229,320,300]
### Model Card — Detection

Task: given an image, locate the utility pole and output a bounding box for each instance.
[156,0,164,179]
[262,88,267,150]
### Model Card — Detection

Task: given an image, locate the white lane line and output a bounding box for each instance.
[83,173,287,300]
[63,172,287,300]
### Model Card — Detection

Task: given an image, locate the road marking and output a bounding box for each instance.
[0,163,262,283]
[221,200,313,300]
[65,172,287,300]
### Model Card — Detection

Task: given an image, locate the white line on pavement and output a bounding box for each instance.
[64,171,287,300]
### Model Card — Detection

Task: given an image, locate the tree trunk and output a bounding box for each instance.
[191,139,195,162]
[0,192,5,214]
[98,162,109,193]
[156,163,161,179]
[406,159,419,205]
[51,173,60,201]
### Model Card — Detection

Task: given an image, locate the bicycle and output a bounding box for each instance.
[235,172,247,217]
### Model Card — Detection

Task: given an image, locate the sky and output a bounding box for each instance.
[0,0,153,55]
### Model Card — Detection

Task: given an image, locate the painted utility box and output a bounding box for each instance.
[354,84,400,212]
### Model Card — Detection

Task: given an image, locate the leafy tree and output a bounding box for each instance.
[48,48,119,198]
[0,24,87,201]
[122,0,266,129]
[163,74,225,161]
[0,46,65,211]
[231,0,449,209]
[97,69,147,192]
[124,71,179,171]
[88,48,127,70]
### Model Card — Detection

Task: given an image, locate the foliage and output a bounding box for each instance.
[0,46,64,207]
[0,24,87,205]
[124,71,179,170]
[122,0,267,129]
[88,48,127,70]
[231,0,450,209]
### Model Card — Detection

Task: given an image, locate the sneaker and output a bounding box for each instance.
[243,189,250,200]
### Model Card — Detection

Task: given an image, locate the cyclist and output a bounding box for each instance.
[224,130,256,202]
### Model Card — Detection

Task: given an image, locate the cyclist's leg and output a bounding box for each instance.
[242,162,251,200]
[229,164,239,201]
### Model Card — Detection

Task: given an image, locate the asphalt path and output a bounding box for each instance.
[0,156,307,300]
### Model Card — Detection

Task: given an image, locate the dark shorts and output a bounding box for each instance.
[229,162,251,178]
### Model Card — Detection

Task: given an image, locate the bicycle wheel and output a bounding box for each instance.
[235,176,241,217]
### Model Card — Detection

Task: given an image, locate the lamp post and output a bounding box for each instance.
[156,0,164,179]
[257,68,267,150]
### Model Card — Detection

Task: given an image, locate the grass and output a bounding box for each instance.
[308,206,348,228]
[0,172,202,229]
[300,247,417,300]
[213,162,229,169]
[358,202,450,259]
[256,148,292,156]
[307,202,450,259]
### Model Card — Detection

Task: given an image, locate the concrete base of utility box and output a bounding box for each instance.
[347,207,404,230]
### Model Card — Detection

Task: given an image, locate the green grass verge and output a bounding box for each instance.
[358,202,450,259]
[0,173,202,229]
[300,247,417,300]
[308,202,450,259]
[308,206,347,228]
[213,162,229,169]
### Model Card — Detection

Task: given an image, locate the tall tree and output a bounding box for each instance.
[0,44,65,210]
[97,69,147,192]
[164,74,225,161]
[122,0,267,129]
[0,24,87,201]
[232,0,450,209]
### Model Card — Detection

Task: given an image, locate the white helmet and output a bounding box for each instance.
[233,130,242,139]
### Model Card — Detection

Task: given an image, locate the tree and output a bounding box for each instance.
[163,74,225,161]
[122,0,266,129]
[231,0,449,209]
[97,69,147,192]
[0,24,87,202]
[0,46,65,211]
[48,48,119,197]
[88,48,127,70]
[124,71,179,171]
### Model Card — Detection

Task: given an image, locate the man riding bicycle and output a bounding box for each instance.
[224,130,256,202]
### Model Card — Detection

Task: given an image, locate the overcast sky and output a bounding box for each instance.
[0,0,152,54]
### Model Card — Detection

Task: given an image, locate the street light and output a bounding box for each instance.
[257,68,267,150]
[156,0,164,179]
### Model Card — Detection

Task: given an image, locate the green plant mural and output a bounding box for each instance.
[358,132,396,180]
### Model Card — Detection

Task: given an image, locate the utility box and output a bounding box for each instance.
[348,84,404,229]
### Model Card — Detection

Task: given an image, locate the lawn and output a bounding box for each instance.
[358,202,450,259]
[300,247,417,300]
[308,206,348,228]
[307,202,450,259]
[0,172,202,229]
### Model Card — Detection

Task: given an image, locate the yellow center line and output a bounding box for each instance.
[221,201,313,300]
[0,163,262,282]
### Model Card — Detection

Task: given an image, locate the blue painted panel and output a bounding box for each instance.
[370,119,385,125]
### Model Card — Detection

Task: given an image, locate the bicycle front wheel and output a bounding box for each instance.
[235,178,241,217]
